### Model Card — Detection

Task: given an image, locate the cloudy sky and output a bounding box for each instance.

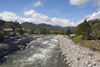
[0,0,100,27]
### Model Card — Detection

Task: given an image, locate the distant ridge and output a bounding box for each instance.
[21,22,75,31]
[0,19,75,31]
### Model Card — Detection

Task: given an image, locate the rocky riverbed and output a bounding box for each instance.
[0,35,67,67]
[0,34,45,58]
[58,35,100,67]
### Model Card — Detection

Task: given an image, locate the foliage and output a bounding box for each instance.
[73,19,91,40]
[66,29,71,35]
[2,21,21,30]
[76,35,83,41]
[15,28,23,35]
[30,29,34,34]
[89,19,100,39]
[0,32,3,42]
[31,27,50,34]
[70,36,100,52]
[73,18,100,40]
[59,30,66,34]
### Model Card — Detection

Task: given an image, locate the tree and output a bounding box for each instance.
[2,21,21,30]
[73,19,91,39]
[67,29,71,35]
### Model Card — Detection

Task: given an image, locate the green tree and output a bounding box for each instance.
[67,29,71,35]
[2,21,21,30]
[73,19,91,39]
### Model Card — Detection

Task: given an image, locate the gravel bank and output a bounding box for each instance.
[0,34,45,58]
[58,35,100,67]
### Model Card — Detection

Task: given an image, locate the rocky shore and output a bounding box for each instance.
[0,34,45,58]
[58,35,100,67]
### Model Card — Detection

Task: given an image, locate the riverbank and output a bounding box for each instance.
[58,35,100,67]
[0,34,45,58]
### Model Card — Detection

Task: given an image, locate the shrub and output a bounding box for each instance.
[0,32,3,42]
[76,35,83,41]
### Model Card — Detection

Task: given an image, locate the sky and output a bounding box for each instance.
[0,0,100,27]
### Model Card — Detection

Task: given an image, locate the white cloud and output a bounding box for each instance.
[56,11,60,15]
[77,11,100,25]
[34,1,43,7]
[24,10,76,27]
[0,11,33,23]
[0,11,18,21]
[0,10,76,27]
[69,0,91,7]
[93,0,100,7]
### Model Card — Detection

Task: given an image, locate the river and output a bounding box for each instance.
[0,35,67,67]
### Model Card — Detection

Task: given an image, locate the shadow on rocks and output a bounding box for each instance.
[0,56,8,64]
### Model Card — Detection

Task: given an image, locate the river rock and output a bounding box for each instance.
[57,35,100,67]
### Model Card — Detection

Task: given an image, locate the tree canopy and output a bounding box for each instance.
[72,18,100,39]
[73,19,91,39]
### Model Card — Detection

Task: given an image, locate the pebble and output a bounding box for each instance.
[88,64,92,67]
[85,61,89,65]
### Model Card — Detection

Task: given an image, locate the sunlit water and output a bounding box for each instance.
[0,36,67,67]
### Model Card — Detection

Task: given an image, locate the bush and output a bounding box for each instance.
[0,32,3,42]
[76,35,83,41]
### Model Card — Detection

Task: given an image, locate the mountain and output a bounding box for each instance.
[37,23,62,30]
[0,19,75,31]
[20,22,75,31]
[61,26,75,31]
[21,22,36,30]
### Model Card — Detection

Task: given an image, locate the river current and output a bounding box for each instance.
[0,36,67,67]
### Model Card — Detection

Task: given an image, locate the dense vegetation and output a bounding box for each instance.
[0,20,21,30]
[70,18,100,52]
[2,21,21,30]
[72,19,100,40]
[30,27,50,34]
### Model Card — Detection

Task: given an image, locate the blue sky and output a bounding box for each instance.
[0,0,100,27]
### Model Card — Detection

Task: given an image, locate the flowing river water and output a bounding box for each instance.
[0,36,67,67]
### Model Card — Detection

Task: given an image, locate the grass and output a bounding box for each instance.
[69,36,100,52]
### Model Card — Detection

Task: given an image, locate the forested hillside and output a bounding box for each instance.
[0,19,21,29]
[72,19,100,39]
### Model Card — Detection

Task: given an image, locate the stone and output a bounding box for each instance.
[92,62,96,66]
[88,64,92,67]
